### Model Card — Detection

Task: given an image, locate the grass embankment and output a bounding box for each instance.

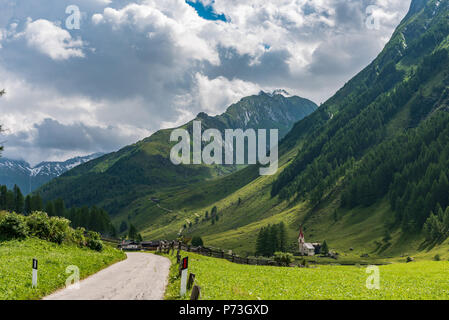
[164,251,449,300]
[0,238,126,300]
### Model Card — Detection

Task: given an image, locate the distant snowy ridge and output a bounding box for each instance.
[0,153,104,194]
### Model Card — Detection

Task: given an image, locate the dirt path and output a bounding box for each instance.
[44,252,171,300]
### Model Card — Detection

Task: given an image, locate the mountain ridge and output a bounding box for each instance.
[37,92,317,214]
[0,153,104,194]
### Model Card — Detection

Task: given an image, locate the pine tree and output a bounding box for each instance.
[24,195,32,215]
[54,198,65,217]
[31,193,43,211]
[278,222,287,252]
[0,185,7,210]
[119,220,128,233]
[13,185,24,214]
[321,240,329,255]
[128,224,138,240]
[255,228,265,256]
[45,201,55,217]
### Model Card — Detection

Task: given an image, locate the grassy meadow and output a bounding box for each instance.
[0,238,126,300]
[165,251,449,300]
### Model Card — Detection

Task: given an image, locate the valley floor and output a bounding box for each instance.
[165,252,449,300]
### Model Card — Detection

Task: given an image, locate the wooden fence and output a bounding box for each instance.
[156,241,281,267]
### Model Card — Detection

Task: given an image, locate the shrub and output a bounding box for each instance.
[191,236,204,247]
[434,254,441,261]
[26,211,51,240]
[274,252,294,266]
[86,231,103,252]
[87,239,104,252]
[48,216,71,244]
[71,227,86,247]
[0,213,28,240]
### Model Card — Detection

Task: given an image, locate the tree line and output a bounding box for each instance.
[0,184,114,236]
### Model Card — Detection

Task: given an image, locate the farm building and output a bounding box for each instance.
[118,240,141,251]
[141,241,161,251]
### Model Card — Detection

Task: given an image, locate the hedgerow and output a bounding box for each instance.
[0,211,103,251]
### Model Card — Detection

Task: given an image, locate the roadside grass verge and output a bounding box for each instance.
[0,238,126,300]
[164,251,449,300]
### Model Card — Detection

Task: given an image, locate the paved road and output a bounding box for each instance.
[44,253,171,300]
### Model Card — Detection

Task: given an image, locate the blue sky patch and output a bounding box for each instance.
[186,0,227,22]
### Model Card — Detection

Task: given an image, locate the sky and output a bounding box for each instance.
[0,0,411,165]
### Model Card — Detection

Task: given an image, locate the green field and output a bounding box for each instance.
[0,238,126,300]
[165,251,449,300]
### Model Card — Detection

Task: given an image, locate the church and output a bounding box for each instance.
[298,227,320,256]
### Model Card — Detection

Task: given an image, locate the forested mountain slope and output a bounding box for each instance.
[140,0,449,257]
[37,92,316,216]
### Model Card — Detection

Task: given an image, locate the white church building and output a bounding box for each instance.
[298,227,318,256]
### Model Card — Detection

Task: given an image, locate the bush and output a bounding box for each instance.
[0,213,28,240]
[191,236,204,247]
[0,211,104,252]
[434,254,441,261]
[26,211,51,240]
[48,216,71,244]
[71,227,86,247]
[86,231,103,252]
[87,239,104,252]
[274,252,294,266]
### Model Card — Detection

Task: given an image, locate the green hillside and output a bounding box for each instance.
[138,0,449,258]
[37,93,317,217]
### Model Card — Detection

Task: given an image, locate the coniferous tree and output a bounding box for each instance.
[278,222,287,252]
[321,240,329,255]
[24,195,32,215]
[31,193,43,212]
[128,224,138,240]
[54,198,65,217]
[45,201,55,217]
[0,185,7,210]
[13,185,24,214]
[119,220,128,233]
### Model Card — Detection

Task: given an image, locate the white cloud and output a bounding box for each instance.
[0,0,412,163]
[92,1,220,65]
[20,18,85,60]
[193,73,261,115]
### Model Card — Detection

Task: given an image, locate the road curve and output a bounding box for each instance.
[44,252,171,300]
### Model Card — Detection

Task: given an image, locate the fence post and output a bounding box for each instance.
[187,273,195,290]
[232,253,235,263]
[190,285,201,300]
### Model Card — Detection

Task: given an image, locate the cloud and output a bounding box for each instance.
[0,0,412,164]
[2,118,144,166]
[18,19,85,60]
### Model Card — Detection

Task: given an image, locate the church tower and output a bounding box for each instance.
[298,226,305,255]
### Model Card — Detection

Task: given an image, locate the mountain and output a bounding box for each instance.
[118,0,449,257]
[0,153,104,195]
[37,92,317,214]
